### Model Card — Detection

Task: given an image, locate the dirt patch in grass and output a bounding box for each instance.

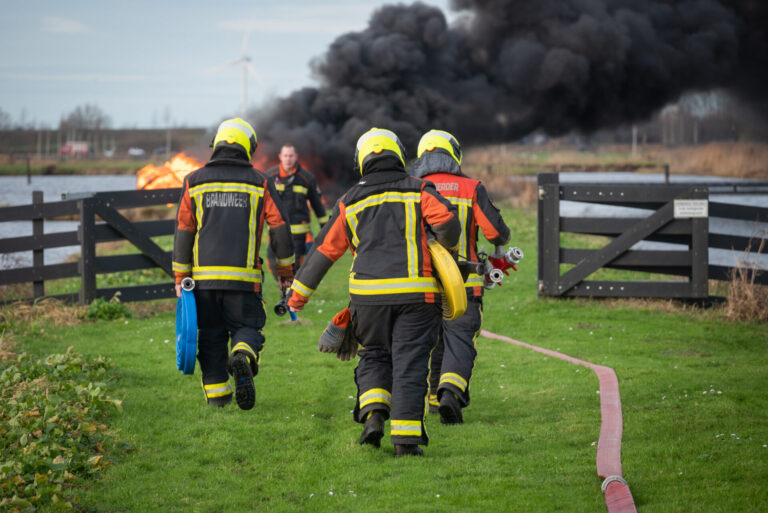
[0,298,86,328]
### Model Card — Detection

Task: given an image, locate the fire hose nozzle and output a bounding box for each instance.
[488,268,505,283]
[180,277,195,291]
[506,246,524,265]
[274,287,290,316]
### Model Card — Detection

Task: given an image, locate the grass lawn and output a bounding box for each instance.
[4,205,767,513]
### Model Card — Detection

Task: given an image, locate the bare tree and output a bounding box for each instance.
[59,104,112,131]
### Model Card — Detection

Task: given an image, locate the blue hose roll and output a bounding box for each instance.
[175,278,197,374]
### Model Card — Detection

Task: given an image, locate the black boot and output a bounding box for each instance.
[227,353,255,410]
[394,444,424,457]
[359,410,385,447]
[438,391,463,424]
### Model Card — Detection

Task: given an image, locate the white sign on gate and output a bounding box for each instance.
[674,199,708,218]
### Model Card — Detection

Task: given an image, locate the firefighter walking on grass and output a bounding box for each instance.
[287,128,460,457]
[173,118,295,410]
[266,143,329,278]
[410,129,511,424]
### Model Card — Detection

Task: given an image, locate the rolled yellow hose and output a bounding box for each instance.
[427,239,467,320]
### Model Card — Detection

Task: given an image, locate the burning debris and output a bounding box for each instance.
[136,153,203,190]
[251,0,768,188]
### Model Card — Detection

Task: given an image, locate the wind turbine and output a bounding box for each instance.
[212,30,264,117]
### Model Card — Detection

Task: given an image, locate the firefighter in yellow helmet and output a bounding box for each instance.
[411,129,511,424]
[173,118,295,409]
[287,128,460,456]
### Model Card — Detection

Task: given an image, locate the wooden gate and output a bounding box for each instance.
[537,173,767,298]
[0,188,180,304]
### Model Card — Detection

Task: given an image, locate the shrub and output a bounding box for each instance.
[0,347,123,511]
[83,295,131,322]
[724,236,768,322]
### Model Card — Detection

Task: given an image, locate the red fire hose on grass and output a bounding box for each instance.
[481,330,638,513]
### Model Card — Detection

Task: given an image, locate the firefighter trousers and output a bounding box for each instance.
[194,289,266,403]
[429,298,483,408]
[351,302,441,446]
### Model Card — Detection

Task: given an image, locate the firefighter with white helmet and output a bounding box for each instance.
[173,118,295,410]
[411,129,511,424]
[287,127,460,456]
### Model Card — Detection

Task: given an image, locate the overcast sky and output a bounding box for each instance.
[0,0,453,129]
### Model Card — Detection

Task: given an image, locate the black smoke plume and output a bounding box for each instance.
[251,0,768,190]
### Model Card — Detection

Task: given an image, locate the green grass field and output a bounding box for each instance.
[3,206,768,512]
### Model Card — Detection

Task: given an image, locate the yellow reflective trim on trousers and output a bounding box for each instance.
[193,266,262,283]
[203,381,233,398]
[291,279,315,297]
[439,372,468,392]
[232,342,258,364]
[290,223,311,235]
[292,185,308,195]
[391,419,422,436]
[428,394,439,407]
[474,305,483,349]
[465,273,483,287]
[173,261,192,272]
[349,277,439,295]
[359,388,391,409]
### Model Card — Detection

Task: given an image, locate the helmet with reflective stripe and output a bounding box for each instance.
[212,118,258,159]
[354,127,406,174]
[417,129,462,166]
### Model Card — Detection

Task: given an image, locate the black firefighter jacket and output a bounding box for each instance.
[266,164,329,235]
[287,157,461,308]
[173,147,295,292]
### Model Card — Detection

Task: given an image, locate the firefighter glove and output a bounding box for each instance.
[318,307,350,353]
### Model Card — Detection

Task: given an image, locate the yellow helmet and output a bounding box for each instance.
[212,118,258,159]
[354,127,406,174]
[417,129,462,166]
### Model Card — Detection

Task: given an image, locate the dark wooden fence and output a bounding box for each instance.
[0,188,181,304]
[538,173,768,299]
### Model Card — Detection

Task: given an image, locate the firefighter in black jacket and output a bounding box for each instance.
[266,144,329,276]
[411,129,511,424]
[173,118,295,410]
[287,128,460,457]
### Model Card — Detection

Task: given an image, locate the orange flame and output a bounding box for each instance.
[136,153,204,189]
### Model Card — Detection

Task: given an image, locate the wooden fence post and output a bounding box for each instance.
[537,173,560,296]
[689,187,710,298]
[32,191,44,299]
[78,198,96,305]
